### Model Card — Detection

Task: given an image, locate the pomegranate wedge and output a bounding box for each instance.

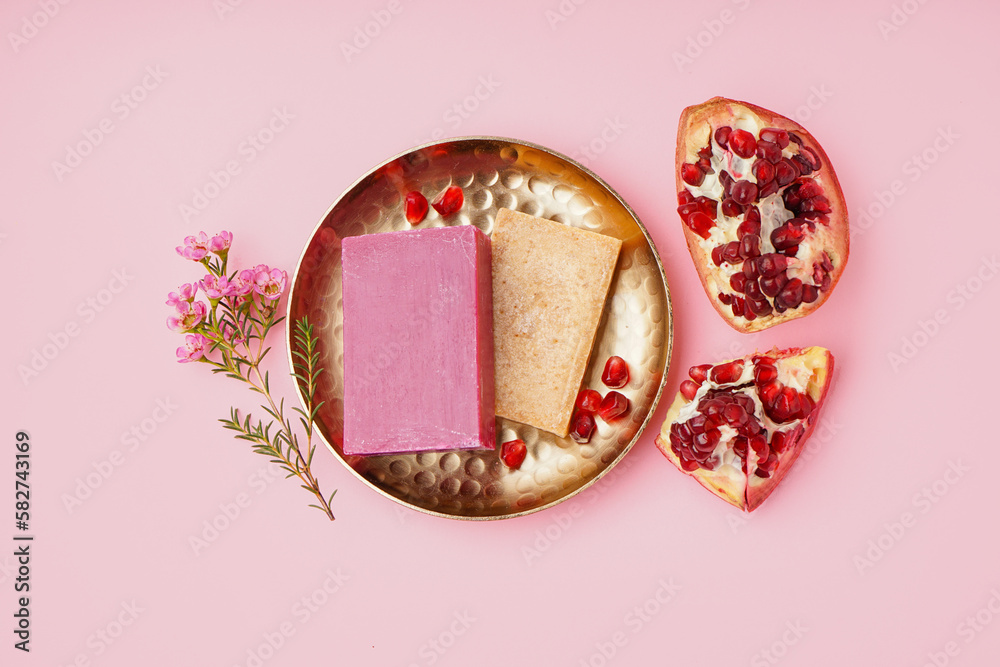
[676,97,849,332]
[654,346,835,511]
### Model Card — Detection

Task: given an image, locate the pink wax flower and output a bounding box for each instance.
[167,300,207,332]
[221,321,245,345]
[208,231,233,256]
[200,274,233,300]
[254,265,288,300]
[176,333,208,363]
[176,232,211,261]
[228,269,256,297]
[165,283,198,308]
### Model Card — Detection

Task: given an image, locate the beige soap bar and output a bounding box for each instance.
[491,208,622,437]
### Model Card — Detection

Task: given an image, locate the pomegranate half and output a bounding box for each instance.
[654,346,835,511]
[676,97,849,332]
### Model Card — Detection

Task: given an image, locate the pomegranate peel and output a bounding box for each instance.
[676,97,849,332]
[654,346,835,511]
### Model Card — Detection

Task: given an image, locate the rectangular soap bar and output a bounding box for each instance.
[341,225,495,456]
[491,208,622,437]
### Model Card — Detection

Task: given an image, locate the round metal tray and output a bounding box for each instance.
[287,136,672,520]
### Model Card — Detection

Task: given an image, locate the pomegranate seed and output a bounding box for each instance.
[678,190,695,205]
[771,387,802,423]
[737,217,761,240]
[730,272,747,293]
[404,191,428,224]
[796,179,823,199]
[759,380,780,406]
[689,364,712,382]
[774,159,799,186]
[723,403,749,426]
[759,128,790,149]
[788,132,803,145]
[431,186,464,216]
[677,202,700,221]
[744,278,764,301]
[722,241,742,264]
[776,278,804,309]
[500,439,527,469]
[740,234,761,259]
[754,363,777,385]
[714,126,732,149]
[599,391,630,421]
[576,389,603,414]
[681,163,704,186]
[799,146,822,171]
[685,211,714,239]
[791,154,814,176]
[802,284,819,303]
[569,412,596,443]
[802,195,831,213]
[760,274,788,298]
[755,140,782,164]
[752,160,775,184]
[757,253,788,278]
[710,359,745,384]
[711,245,725,266]
[697,157,714,173]
[717,292,732,305]
[698,146,713,159]
[743,258,760,280]
[679,456,701,472]
[602,356,629,388]
[783,183,804,210]
[680,379,701,401]
[743,305,757,321]
[801,210,829,225]
[696,196,718,219]
[731,296,745,318]
[770,431,788,453]
[771,222,807,251]
[747,297,772,316]
[731,180,758,206]
[757,180,780,199]
[728,129,757,158]
[721,198,743,217]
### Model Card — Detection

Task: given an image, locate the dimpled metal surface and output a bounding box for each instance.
[287,137,672,520]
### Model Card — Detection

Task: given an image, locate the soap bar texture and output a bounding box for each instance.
[341,225,495,456]
[491,208,622,437]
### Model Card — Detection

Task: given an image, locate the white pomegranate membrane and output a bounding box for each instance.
[669,354,815,480]
[678,115,837,322]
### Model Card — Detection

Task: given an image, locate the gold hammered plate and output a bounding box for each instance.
[287,136,672,520]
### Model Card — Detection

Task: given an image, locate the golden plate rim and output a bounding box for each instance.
[286,135,674,521]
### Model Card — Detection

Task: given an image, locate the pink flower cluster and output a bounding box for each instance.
[168,231,289,363]
[176,231,233,261]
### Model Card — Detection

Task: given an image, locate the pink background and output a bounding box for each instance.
[4,0,999,665]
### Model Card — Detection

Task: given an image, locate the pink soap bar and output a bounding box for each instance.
[341,225,495,456]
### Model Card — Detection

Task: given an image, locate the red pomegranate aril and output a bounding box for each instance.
[770,387,802,423]
[697,157,714,173]
[576,389,603,414]
[714,126,732,149]
[711,245,725,266]
[710,359,745,384]
[678,190,695,205]
[776,278,804,308]
[500,439,527,469]
[774,158,799,186]
[769,430,787,454]
[404,191,429,224]
[686,211,714,239]
[743,258,760,280]
[760,274,788,298]
[783,183,803,210]
[731,296,745,318]
[755,140,782,164]
[721,198,743,217]
[717,292,732,305]
[731,180,758,206]
[796,179,823,199]
[758,380,780,407]
[759,127,790,149]
[752,160,775,184]
[722,241,742,264]
[728,129,757,158]
[569,412,596,443]
[744,278,764,301]
[680,379,701,401]
[602,356,629,388]
[748,298,772,317]
[431,186,464,216]
[677,202,700,221]
[689,364,712,383]
[801,195,831,213]
[698,146,713,159]
[771,222,806,251]
[743,305,757,321]
[740,234,761,259]
[791,154,814,176]
[754,363,777,385]
[599,391,630,421]
[801,210,829,225]
[730,272,747,293]
[723,403,749,426]
[757,179,780,199]
[799,146,822,171]
[681,163,705,186]
[696,196,717,219]
[802,284,819,304]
